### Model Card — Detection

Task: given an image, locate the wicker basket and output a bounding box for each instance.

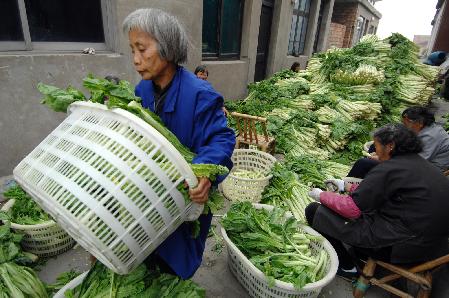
[13,101,203,274]
[221,203,338,298]
[0,199,75,257]
[222,149,277,202]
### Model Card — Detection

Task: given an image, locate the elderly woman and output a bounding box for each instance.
[307,124,449,277]
[122,9,235,279]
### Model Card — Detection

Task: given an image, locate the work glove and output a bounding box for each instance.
[324,179,345,192]
[308,188,323,201]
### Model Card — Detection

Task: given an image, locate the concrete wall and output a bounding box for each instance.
[429,0,449,53]
[0,0,202,177]
[265,0,294,77]
[316,0,336,52]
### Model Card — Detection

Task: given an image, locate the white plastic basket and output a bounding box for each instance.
[221,203,338,298]
[13,102,203,274]
[363,141,374,153]
[1,199,75,257]
[53,271,88,298]
[222,149,277,202]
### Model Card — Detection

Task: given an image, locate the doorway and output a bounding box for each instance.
[254,0,274,82]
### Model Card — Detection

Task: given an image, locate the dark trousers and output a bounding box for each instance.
[347,158,380,179]
[305,202,392,269]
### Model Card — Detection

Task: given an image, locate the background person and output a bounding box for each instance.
[347,106,449,178]
[194,65,208,80]
[402,106,449,172]
[123,8,235,279]
[290,62,300,72]
[307,123,449,278]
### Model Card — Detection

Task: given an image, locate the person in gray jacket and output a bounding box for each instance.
[347,106,449,178]
[402,106,449,172]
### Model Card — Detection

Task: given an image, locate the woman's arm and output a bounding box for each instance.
[319,192,361,219]
[191,90,236,178]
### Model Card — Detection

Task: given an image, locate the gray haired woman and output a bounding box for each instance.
[307,123,449,279]
[122,8,235,279]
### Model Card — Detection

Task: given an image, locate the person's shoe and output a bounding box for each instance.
[336,266,359,281]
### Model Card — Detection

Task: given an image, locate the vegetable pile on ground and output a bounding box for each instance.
[3,184,50,225]
[37,75,227,226]
[222,202,328,289]
[0,212,48,298]
[64,261,205,298]
[224,33,440,221]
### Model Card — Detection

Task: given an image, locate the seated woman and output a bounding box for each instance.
[307,123,449,277]
[348,106,449,178]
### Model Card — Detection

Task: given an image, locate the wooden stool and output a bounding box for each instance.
[231,112,275,154]
[353,253,449,298]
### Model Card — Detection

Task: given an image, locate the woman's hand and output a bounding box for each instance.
[308,188,323,201]
[324,179,345,192]
[189,177,211,204]
[368,153,379,161]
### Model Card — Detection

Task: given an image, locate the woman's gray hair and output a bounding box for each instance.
[122,8,188,64]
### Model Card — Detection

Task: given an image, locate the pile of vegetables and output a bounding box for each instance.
[3,184,50,225]
[224,33,440,223]
[38,75,227,219]
[222,202,328,288]
[0,213,48,298]
[64,261,205,298]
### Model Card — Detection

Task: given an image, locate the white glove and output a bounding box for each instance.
[324,179,345,192]
[308,188,323,201]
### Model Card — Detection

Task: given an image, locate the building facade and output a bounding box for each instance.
[0,0,381,176]
[428,0,449,54]
[328,0,381,48]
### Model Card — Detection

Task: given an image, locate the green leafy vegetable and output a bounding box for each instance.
[222,202,327,289]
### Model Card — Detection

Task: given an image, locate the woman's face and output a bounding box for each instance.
[402,116,423,133]
[374,138,393,161]
[128,28,169,81]
[196,71,208,80]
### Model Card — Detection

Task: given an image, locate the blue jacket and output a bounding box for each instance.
[135,67,235,279]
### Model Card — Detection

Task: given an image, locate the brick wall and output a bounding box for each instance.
[331,2,358,47]
[328,23,346,48]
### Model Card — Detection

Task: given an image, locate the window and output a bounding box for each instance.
[202,0,244,59]
[0,0,109,52]
[355,16,367,43]
[288,0,311,56]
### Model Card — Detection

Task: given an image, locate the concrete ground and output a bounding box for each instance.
[2,97,449,297]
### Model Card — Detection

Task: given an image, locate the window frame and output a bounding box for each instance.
[288,0,311,57]
[0,0,113,52]
[202,0,245,61]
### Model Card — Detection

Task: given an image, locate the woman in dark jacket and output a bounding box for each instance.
[306,123,449,276]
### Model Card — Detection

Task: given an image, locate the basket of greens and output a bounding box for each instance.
[221,202,338,298]
[1,184,75,258]
[222,149,277,202]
